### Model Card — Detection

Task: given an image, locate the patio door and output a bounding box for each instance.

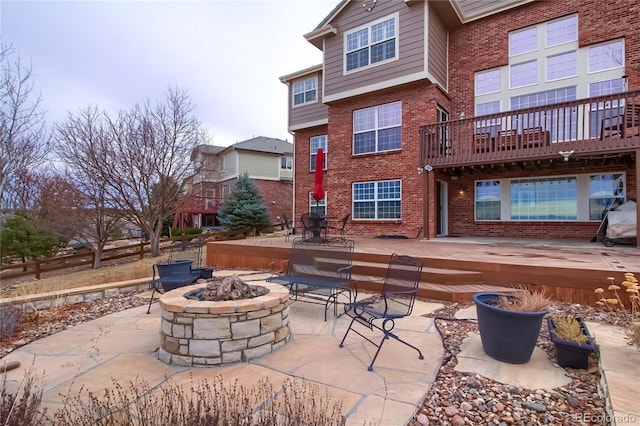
[436,180,448,236]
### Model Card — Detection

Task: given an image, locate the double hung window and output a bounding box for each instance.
[293,77,317,106]
[353,180,401,220]
[353,102,401,155]
[310,135,327,171]
[345,15,397,72]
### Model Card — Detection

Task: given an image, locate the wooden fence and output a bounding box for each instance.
[0,226,261,282]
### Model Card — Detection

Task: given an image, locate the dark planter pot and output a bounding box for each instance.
[194,267,214,279]
[547,316,596,369]
[473,292,547,364]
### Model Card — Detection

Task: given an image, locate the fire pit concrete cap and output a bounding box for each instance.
[159,281,289,314]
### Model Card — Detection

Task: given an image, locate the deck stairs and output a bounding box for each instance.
[349,258,517,302]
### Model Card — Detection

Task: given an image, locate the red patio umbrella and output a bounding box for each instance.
[312,148,325,204]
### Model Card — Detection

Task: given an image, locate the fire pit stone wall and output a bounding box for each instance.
[158,281,290,367]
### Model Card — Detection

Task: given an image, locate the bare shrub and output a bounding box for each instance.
[0,366,47,425]
[52,374,347,426]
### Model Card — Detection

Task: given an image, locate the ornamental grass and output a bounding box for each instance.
[595,272,640,348]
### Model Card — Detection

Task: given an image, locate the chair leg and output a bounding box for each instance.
[338,316,358,348]
[147,287,157,314]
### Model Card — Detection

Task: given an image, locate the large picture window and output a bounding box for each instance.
[353,180,401,220]
[510,177,577,220]
[293,77,317,106]
[353,102,401,155]
[345,15,397,72]
[310,135,327,171]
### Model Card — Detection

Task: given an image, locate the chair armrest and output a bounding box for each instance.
[268,259,289,277]
[336,265,353,278]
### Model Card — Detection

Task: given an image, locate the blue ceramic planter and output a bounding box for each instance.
[547,316,595,369]
[473,292,547,364]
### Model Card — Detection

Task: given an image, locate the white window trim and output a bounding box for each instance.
[509,60,538,89]
[292,76,318,107]
[343,12,399,75]
[310,135,328,172]
[587,39,625,74]
[352,101,402,156]
[545,50,577,82]
[475,68,502,96]
[545,14,578,49]
[509,26,538,57]
[352,179,402,221]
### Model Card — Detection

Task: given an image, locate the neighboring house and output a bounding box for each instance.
[280,0,639,245]
[173,136,293,230]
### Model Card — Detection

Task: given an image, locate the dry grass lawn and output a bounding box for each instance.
[0,248,203,298]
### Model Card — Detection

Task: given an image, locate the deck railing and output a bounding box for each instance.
[419,90,640,167]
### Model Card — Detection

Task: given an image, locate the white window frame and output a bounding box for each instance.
[280,156,292,170]
[309,192,327,217]
[546,51,577,82]
[509,26,537,57]
[475,68,501,95]
[352,179,402,220]
[546,15,578,48]
[353,101,402,155]
[310,135,327,171]
[588,39,624,73]
[344,13,398,74]
[292,77,317,106]
[510,60,538,89]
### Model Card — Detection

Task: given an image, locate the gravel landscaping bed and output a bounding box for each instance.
[0,293,631,425]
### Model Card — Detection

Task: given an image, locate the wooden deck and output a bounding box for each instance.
[206,235,640,305]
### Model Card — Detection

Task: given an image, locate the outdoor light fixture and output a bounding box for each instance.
[417,166,423,174]
[424,165,434,172]
[558,150,575,162]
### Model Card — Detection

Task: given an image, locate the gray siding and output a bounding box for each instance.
[323,0,426,99]
[428,8,448,90]
[288,72,329,131]
[239,151,280,180]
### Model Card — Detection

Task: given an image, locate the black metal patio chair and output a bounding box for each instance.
[300,212,326,240]
[146,260,201,314]
[339,253,424,371]
[327,213,350,241]
[282,213,294,241]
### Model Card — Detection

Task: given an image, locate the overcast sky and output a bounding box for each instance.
[1,0,338,146]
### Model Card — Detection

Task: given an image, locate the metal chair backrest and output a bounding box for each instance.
[300,212,322,235]
[287,237,354,280]
[380,254,424,317]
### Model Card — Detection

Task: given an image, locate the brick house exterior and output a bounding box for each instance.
[281,0,640,245]
[173,137,293,230]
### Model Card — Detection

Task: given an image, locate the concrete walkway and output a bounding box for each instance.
[2,267,638,424]
[1,284,445,425]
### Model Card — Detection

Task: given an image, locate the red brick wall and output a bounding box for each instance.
[293,82,444,237]
[291,0,639,240]
[254,179,293,225]
[449,0,640,117]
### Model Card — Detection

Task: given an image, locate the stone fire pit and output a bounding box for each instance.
[158,276,290,367]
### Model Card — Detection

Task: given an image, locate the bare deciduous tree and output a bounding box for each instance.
[39,172,124,268]
[55,88,204,257]
[0,44,48,205]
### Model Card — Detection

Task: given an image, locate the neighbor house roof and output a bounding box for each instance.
[229,136,292,155]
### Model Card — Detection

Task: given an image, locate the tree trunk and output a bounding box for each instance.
[149,232,162,257]
[93,246,102,269]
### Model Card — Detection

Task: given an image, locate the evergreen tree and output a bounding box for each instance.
[0,211,62,264]
[218,172,271,231]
